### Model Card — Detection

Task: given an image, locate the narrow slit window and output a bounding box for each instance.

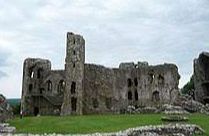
[127,78,132,87]
[71,97,77,112]
[47,80,52,91]
[128,91,132,100]
[134,78,138,86]
[37,68,43,79]
[135,90,138,101]
[58,80,65,93]
[71,81,76,94]
[29,84,33,92]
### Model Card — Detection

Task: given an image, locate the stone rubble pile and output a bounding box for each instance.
[85,124,204,136]
[5,124,204,136]
[0,123,16,133]
[126,104,189,114]
[126,95,209,115]
[176,95,209,114]
[0,94,13,122]
[126,105,160,114]
[162,104,189,115]
[122,124,204,136]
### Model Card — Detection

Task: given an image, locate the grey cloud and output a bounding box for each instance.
[0,0,209,98]
[0,49,11,67]
[0,71,7,78]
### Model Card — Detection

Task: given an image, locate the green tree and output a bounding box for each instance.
[181,76,194,95]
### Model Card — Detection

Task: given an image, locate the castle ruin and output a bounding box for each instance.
[194,52,209,104]
[21,32,180,116]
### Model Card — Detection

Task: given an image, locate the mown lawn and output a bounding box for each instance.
[8,114,209,135]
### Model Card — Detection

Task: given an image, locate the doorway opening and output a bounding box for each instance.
[34,107,39,116]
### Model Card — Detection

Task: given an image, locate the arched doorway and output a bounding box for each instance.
[34,107,39,116]
[152,91,160,102]
[128,91,132,100]
[71,97,77,112]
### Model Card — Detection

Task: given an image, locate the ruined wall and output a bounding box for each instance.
[83,64,115,114]
[0,94,13,122]
[21,32,180,116]
[21,58,51,115]
[194,52,209,104]
[21,58,65,115]
[83,62,180,114]
[31,96,60,115]
[42,70,65,95]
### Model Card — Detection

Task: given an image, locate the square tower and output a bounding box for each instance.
[61,32,85,115]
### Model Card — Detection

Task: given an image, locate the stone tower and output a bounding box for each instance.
[61,32,85,115]
[21,58,51,115]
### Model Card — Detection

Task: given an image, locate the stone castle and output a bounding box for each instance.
[21,32,180,116]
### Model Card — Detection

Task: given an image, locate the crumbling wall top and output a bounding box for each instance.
[119,62,135,69]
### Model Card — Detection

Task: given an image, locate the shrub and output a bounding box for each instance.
[12,104,20,115]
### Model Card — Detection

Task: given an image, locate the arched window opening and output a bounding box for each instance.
[149,73,155,83]
[105,98,112,109]
[73,62,75,68]
[134,78,138,86]
[128,91,132,100]
[37,68,43,79]
[29,70,34,78]
[40,88,44,94]
[47,80,52,91]
[29,84,33,92]
[34,107,39,116]
[152,91,160,102]
[127,78,132,87]
[92,98,98,108]
[135,90,138,101]
[71,97,77,112]
[71,81,76,94]
[158,75,164,85]
[58,80,65,93]
[73,50,76,55]
[72,38,76,44]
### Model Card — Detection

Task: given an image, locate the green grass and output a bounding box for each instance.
[8,114,209,135]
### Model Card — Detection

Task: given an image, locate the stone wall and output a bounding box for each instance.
[194,52,209,104]
[21,32,180,116]
[83,62,180,114]
[21,58,64,115]
[61,32,85,115]
[0,94,13,122]
[83,64,115,114]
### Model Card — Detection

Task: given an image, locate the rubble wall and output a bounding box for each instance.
[194,52,209,104]
[83,63,180,114]
[21,58,64,115]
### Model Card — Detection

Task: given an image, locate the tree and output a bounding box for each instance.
[181,76,194,95]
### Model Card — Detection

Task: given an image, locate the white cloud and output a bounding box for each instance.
[0,0,209,98]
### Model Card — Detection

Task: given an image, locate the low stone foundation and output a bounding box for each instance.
[0,123,16,133]
[3,124,204,136]
[0,94,13,122]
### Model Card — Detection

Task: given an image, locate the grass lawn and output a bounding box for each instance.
[8,113,209,134]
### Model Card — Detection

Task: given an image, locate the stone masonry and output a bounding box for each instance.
[194,52,209,104]
[21,32,180,116]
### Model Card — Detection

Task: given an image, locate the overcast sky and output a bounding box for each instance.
[0,0,209,98]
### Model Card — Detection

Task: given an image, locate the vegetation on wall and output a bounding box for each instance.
[7,98,20,115]
[181,76,194,95]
